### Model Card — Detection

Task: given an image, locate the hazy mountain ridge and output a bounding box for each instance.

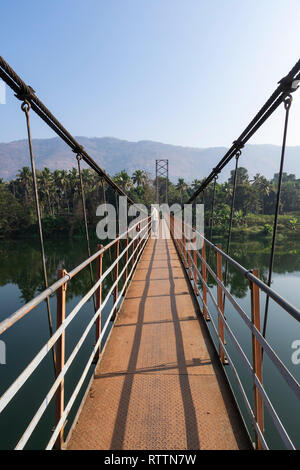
[0,136,299,182]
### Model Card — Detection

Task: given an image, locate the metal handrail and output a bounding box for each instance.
[193,247,300,399]
[0,56,146,210]
[0,217,151,449]
[176,216,300,322]
[173,224,300,401]
[46,231,150,450]
[0,217,148,335]
[168,215,299,450]
[186,241,296,449]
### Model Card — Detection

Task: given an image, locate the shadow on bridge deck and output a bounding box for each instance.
[66,221,251,450]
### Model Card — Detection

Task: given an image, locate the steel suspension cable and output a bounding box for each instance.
[21,101,56,374]
[208,176,218,264]
[262,94,293,341]
[76,155,96,312]
[0,56,146,211]
[224,150,241,287]
[184,60,300,204]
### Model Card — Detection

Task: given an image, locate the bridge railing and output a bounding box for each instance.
[168,215,300,450]
[0,216,151,450]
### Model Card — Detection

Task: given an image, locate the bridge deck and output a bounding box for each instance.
[67,222,250,450]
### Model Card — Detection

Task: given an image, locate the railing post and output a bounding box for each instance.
[202,241,208,321]
[124,233,129,293]
[174,217,179,251]
[134,224,139,266]
[249,269,264,450]
[55,269,67,450]
[216,245,226,364]
[188,227,192,281]
[182,220,186,267]
[181,231,184,260]
[175,219,179,252]
[95,244,103,359]
[193,232,198,296]
[182,221,187,269]
[113,238,120,320]
[181,226,184,260]
[133,229,136,269]
[132,228,137,268]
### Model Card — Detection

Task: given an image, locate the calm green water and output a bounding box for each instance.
[0,237,126,450]
[0,235,299,449]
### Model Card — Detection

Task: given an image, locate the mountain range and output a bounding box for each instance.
[0,136,299,182]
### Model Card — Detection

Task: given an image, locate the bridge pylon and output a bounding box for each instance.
[155,159,169,205]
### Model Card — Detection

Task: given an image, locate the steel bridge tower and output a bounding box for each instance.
[155,159,169,205]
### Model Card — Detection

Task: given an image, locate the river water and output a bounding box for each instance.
[0,235,299,449]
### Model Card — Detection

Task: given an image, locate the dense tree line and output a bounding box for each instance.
[0,165,299,237]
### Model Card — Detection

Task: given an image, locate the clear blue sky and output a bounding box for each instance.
[1,0,300,147]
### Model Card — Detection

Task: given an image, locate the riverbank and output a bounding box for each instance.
[210,212,300,242]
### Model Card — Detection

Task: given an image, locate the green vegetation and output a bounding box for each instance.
[0,166,299,239]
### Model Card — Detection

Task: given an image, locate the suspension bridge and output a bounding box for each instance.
[0,56,299,450]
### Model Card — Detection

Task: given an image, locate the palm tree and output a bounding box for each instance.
[251,174,271,213]
[17,166,32,204]
[132,170,147,188]
[38,167,55,216]
[176,178,188,205]
[68,168,79,210]
[191,179,201,191]
[113,170,133,192]
[54,169,70,213]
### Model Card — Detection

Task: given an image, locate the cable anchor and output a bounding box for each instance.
[284,94,292,110]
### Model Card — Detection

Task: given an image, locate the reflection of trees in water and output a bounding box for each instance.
[0,238,128,305]
[0,237,299,304]
[203,237,300,299]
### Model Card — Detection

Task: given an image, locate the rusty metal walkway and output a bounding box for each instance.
[66,221,250,450]
[1,56,300,450]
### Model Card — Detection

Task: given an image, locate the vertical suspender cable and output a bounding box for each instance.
[202,189,205,242]
[208,176,217,264]
[262,94,293,340]
[209,176,217,242]
[223,150,241,310]
[114,189,119,235]
[192,198,197,228]
[101,178,114,281]
[76,155,96,312]
[224,151,241,286]
[21,101,56,374]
